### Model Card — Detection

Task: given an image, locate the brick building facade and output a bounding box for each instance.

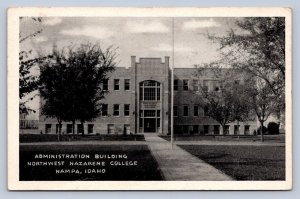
[39,56,257,135]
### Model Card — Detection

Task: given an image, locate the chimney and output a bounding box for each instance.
[131,56,136,68]
[165,56,170,67]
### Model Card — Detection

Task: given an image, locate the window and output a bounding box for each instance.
[204,125,209,134]
[67,124,73,134]
[212,80,221,92]
[108,124,115,134]
[114,79,120,90]
[224,125,230,135]
[140,80,161,101]
[124,79,130,90]
[183,105,189,116]
[45,124,51,134]
[214,125,220,135]
[88,124,94,134]
[244,125,250,135]
[101,104,108,116]
[77,124,83,134]
[183,80,189,90]
[124,104,130,116]
[193,80,199,91]
[174,79,178,90]
[173,106,178,117]
[203,80,209,92]
[193,125,199,134]
[204,106,209,116]
[194,105,199,116]
[234,125,240,135]
[102,79,108,91]
[113,104,120,116]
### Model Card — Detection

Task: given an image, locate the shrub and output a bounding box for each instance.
[267,122,280,135]
[257,126,268,135]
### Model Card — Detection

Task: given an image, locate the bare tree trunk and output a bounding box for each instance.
[260,121,264,142]
[237,120,240,140]
[81,121,84,136]
[72,120,75,139]
[58,121,62,142]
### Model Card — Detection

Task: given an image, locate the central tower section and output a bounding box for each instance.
[130,56,170,134]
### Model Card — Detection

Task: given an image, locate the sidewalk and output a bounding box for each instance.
[144,133,232,181]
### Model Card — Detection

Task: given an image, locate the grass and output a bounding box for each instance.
[160,134,285,143]
[179,145,285,180]
[20,134,145,143]
[20,144,163,181]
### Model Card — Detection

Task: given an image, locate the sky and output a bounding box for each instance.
[20,17,239,68]
[19,17,240,117]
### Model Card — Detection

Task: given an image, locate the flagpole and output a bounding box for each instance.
[171,17,174,149]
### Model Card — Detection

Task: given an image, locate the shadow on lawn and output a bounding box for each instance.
[179,145,285,181]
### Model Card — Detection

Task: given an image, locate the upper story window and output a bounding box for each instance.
[124,104,130,116]
[183,105,189,116]
[204,106,209,116]
[203,80,209,92]
[194,105,199,116]
[183,80,189,91]
[101,104,108,116]
[173,106,178,117]
[124,79,130,90]
[102,79,108,91]
[193,80,199,91]
[139,80,161,101]
[174,79,178,90]
[114,79,120,90]
[113,104,120,116]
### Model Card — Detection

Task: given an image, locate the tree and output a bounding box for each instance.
[201,17,285,123]
[195,69,253,136]
[39,43,116,139]
[247,78,276,141]
[19,17,43,114]
[196,70,235,135]
[64,44,116,135]
[39,50,70,141]
[226,78,253,137]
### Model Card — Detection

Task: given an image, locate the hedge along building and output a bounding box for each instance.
[39,56,257,135]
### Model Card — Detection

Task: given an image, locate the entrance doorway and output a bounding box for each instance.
[144,118,156,132]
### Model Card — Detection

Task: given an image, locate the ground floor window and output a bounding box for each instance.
[214,125,220,135]
[67,124,73,134]
[204,125,209,134]
[182,125,189,134]
[224,125,230,135]
[88,124,94,134]
[234,125,240,135]
[77,124,83,134]
[45,124,51,134]
[244,125,250,135]
[192,125,199,134]
[108,124,115,134]
[124,125,130,135]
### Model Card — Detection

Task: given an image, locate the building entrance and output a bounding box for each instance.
[144,118,156,132]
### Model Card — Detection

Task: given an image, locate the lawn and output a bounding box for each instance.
[20,144,163,181]
[179,145,285,180]
[160,134,285,143]
[20,134,145,143]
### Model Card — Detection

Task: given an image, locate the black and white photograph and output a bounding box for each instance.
[7,7,292,190]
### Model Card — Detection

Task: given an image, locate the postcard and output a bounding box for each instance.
[7,7,292,190]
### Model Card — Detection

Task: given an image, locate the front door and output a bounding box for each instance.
[144,118,156,132]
